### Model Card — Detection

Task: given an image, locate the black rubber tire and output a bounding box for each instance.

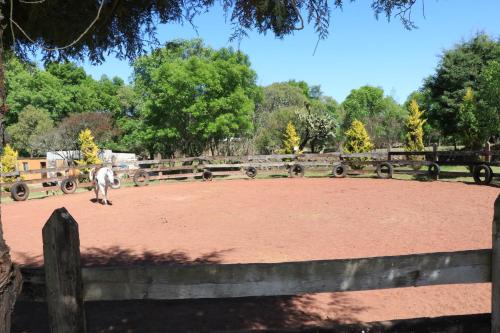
[111,177,121,189]
[473,164,493,185]
[289,164,305,178]
[133,169,150,186]
[202,170,213,181]
[245,166,257,179]
[376,162,393,179]
[60,178,78,194]
[10,181,30,201]
[333,164,348,178]
[428,163,440,179]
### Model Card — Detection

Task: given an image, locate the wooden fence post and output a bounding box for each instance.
[492,195,500,333]
[43,208,86,333]
[486,142,492,163]
[432,143,438,162]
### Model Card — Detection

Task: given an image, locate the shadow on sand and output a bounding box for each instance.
[12,247,489,333]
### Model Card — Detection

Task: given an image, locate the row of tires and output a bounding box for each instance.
[8,176,122,202]
[332,162,495,185]
[6,163,495,201]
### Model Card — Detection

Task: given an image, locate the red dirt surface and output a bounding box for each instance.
[4,177,499,331]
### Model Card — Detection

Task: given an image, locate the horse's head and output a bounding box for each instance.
[105,168,114,184]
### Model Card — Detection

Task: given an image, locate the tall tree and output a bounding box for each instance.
[422,34,500,144]
[6,105,53,156]
[341,85,406,147]
[127,39,258,157]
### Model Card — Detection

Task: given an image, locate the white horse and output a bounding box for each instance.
[90,167,114,205]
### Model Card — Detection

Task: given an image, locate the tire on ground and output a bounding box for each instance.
[289,164,305,178]
[473,164,493,185]
[376,162,393,179]
[202,170,213,181]
[111,177,121,189]
[10,181,30,201]
[60,178,78,194]
[245,166,257,179]
[333,164,348,178]
[428,163,440,179]
[133,169,150,186]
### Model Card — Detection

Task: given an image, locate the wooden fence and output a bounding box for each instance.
[2,148,499,201]
[17,195,500,332]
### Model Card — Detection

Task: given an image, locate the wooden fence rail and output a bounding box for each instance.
[15,195,500,332]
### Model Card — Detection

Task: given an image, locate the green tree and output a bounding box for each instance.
[282,122,301,154]
[344,119,374,153]
[457,88,480,148]
[341,86,405,147]
[255,81,340,153]
[6,105,53,157]
[298,107,337,152]
[77,129,101,166]
[126,39,258,157]
[404,99,426,152]
[423,34,500,143]
[477,60,500,141]
[5,58,127,124]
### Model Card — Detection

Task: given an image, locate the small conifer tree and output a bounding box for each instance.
[343,119,374,153]
[0,144,19,183]
[77,129,102,166]
[282,122,301,154]
[457,88,480,148]
[343,120,373,169]
[404,99,426,152]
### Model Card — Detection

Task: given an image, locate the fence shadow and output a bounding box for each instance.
[13,247,371,333]
[13,293,369,333]
[16,246,232,268]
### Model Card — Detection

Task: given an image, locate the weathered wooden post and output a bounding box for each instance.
[43,208,86,333]
[485,142,492,164]
[492,195,500,333]
[432,143,438,163]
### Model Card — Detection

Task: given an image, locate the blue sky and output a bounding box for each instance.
[82,0,500,103]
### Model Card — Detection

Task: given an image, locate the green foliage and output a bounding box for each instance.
[0,144,19,183]
[282,122,301,154]
[477,60,500,141]
[343,120,374,153]
[77,129,101,166]
[404,100,426,152]
[126,39,259,157]
[457,88,480,148]
[6,105,54,157]
[298,108,337,152]
[5,58,125,124]
[254,81,340,154]
[341,86,406,147]
[4,1,419,63]
[423,33,500,143]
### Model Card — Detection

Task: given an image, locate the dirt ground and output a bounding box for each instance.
[3,177,499,332]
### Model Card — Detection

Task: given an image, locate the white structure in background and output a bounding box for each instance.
[45,150,138,178]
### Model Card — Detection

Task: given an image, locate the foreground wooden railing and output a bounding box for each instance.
[16,195,500,332]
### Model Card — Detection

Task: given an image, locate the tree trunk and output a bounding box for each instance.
[0,7,23,332]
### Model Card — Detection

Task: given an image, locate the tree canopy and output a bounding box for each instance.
[122,39,259,157]
[340,85,406,147]
[3,0,423,63]
[422,33,500,144]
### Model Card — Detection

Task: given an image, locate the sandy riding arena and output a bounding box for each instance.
[5,178,499,332]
